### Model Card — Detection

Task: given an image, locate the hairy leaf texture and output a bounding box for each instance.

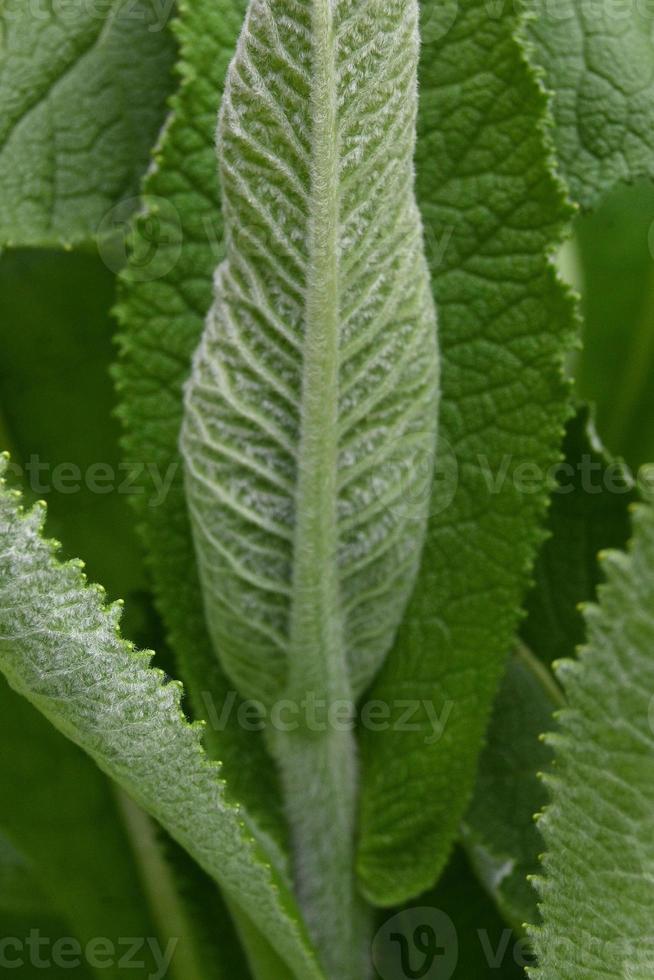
[532,495,654,979]
[0,461,324,980]
[112,0,288,854]
[180,6,438,973]
[464,411,635,931]
[180,0,439,710]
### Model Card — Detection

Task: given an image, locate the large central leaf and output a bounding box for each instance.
[181,0,439,710]
[179,4,438,973]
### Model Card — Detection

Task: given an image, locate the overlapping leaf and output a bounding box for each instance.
[113,0,287,850]
[0,0,175,247]
[532,496,654,979]
[0,465,324,980]
[355,0,576,905]
[527,0,654,208]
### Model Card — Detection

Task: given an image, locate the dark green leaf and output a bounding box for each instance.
[574,182,654,469]
[355,0,576,905]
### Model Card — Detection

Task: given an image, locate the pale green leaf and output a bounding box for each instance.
[531,496,654,979]
[179,4,437,969]
[526,0,654,208]
[356,0,576,905]
[0,0,175,247]
[0,465,324,980]
[181,0,438,712]
[113,0,287,857]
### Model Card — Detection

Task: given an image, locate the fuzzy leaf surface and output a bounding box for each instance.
[532,497,654,979]
[180,0,438,708]
[0,467,324,980]
[179,6,437,972]
[113,0,287,849]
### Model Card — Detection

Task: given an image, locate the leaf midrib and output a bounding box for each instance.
[287,0,347,707]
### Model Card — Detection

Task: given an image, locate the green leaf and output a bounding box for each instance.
[179,2,437,969]
[464,410,636,930]
[462,647,560,933]
[0,249,145,605]
[356,0,576,906]
[0,0,176,247]
[0,833,49,916]
[181,0,438,709]
[0,676,165,980]
[522,408,637,667]
[114,0,287,854]
[526,0,654,208]
[574,181,654,468]
[531,496,654,979]
[0,466,324,980]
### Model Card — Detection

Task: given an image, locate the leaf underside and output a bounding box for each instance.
[181,0,438,710]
